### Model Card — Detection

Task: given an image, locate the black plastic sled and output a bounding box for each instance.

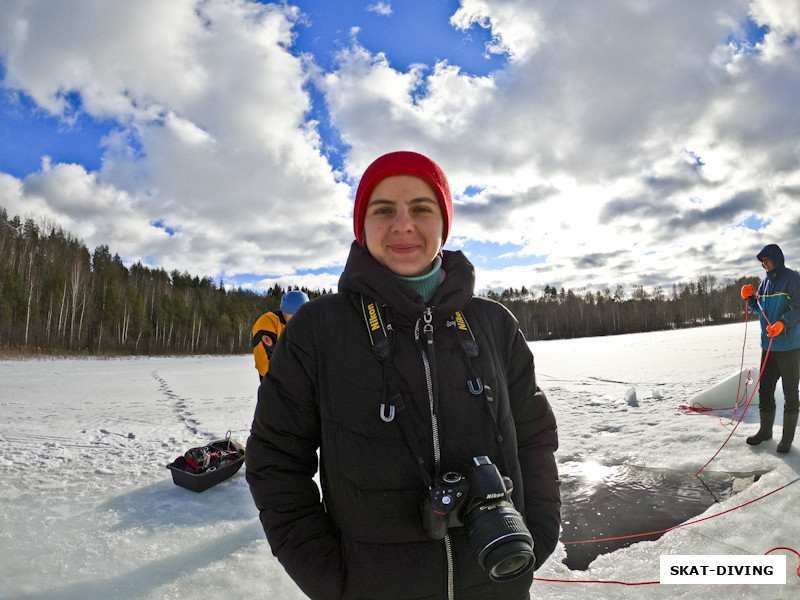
[166,433,245,493]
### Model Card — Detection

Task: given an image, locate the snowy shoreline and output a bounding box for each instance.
[1,322,798,599]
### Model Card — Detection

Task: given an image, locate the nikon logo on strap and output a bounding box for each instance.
[367,301,381,332]
[454,311,468,331]
[360,296,389,355]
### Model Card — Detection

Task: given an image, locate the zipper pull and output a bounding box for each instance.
[423,307,434,344]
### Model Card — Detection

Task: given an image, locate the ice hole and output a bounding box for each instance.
[558,459,768,570]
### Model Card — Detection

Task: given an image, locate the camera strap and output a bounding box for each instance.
[446,313,510,476]
[360,294,511,485]
[361,294,433,488]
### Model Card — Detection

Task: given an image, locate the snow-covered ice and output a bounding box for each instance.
[1,322,798,599]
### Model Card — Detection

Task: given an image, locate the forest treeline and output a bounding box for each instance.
[484,276,758,341]
[0,207,327,355]
[1,206,759,355]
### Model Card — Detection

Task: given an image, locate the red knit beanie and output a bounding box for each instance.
[353,151,453,246]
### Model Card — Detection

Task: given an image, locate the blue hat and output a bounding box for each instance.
[280,291,309,315]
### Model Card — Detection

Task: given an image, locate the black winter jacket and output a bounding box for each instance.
[247,243,560,600]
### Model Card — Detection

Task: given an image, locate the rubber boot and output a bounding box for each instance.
[777,412,798,453]
[746,410,775,445]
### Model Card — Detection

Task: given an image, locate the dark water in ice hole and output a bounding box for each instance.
[558,460,768,570]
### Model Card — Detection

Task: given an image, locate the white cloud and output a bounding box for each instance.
[750,0,800,35]
[451,0,544,61]
[366,2,392,17]
[0,0,353,283]
[324,0,800,292]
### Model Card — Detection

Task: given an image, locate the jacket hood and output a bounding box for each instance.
[757,244,785,273]
[337,241,475,326]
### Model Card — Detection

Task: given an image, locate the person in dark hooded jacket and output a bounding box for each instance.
[246,151,560,600]
[741,244,800,453]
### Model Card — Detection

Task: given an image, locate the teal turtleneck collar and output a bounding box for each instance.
[396,256,443,303]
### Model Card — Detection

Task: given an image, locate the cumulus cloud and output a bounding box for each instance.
[325,0,800,292]
[451,0,545,61]
[0,0,351,289]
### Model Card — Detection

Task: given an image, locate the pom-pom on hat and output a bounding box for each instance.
[280,290,309,315]
[353,151,453,246]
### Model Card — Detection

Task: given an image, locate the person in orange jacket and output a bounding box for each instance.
[251,291,309,382]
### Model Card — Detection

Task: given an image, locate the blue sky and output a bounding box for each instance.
[292,0,506,74]
[0,1,505,183]
[0,82,110,177]
[1,0,798,295]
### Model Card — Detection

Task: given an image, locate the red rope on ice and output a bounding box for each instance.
[677,371,754,418]
[533,576,660,585]
[679,304,754,417]
[679,301,761,420]
[766,547,800,578]
[732,307,751,422]
[677,365,755,426]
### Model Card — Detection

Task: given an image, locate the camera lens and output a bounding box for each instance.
[464,501,535,582]
[484,540,534,580]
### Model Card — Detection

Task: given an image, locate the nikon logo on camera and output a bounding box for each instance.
[421,456,535,583]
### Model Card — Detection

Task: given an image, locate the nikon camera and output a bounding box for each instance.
[422,456,535,582]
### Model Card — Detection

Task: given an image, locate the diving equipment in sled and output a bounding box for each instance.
[166,432,245,492]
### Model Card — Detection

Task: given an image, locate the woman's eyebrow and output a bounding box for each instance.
[367,196,437,206]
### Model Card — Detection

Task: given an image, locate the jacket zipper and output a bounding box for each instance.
[416,306,454,600]
[419,307,441,473]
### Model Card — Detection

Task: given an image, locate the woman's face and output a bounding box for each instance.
[364,175,444,277]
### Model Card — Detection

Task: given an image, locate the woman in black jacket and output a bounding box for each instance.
[246,151,560,600]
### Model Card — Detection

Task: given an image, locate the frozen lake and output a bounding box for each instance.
[1,321,798,599]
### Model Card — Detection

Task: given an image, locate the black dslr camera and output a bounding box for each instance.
[422,456,535,582]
